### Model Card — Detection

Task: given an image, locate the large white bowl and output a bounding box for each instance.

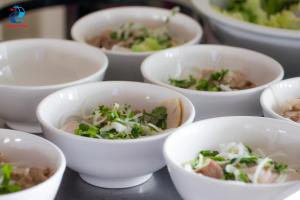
[0,129,66,200]
[71,6,203,81]
[261,77,300,124]
[0,39,108,133]
[164,116,300,200]
[192,0,300,77]
[36,81,195,188]
[141,45,284,120]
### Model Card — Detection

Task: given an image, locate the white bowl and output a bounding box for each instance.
[36,81,195,188]
[141,45,284,120]
[261,77,300,124]
[164,116,300,200]
[71,6,203,81]
[0,39,108,133]
[192,0,300,77]
[0,129,66,200]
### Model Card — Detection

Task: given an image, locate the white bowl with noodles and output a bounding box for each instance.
[164,116,300,200]
[0,39,108,133]
[141,45,284,120]
[71,6,203,81]
[261,77,300,125]
[36,81,195,189]
[0,129,66,200]
[192,0,300,77]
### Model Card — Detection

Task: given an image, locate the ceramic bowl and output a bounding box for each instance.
[0,129,66,200]
[192,0,300,77]
[36,81,195,188]
[71,6,203,81]
[261,77,300,124]
[0,39,108,133]
[141,45,284,120]
[164,116,300,200]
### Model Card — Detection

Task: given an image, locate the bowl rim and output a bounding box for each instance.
[163,116,300,188]
[141,44,284,97]
[191,0,300,39]
[36,81,196,144]
[260,77,300,123]
[0,128,66,198]
[0,38,109,91]
[70,6,203,56]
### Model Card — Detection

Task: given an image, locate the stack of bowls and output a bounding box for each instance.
[71,6,203,81]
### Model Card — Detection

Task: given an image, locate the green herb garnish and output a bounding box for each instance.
[75,103,168,140]
[274,162,288,173]
[239,171,251,183]
[169,69,231,92]
[0,164,21,194]
[169,75,196,88]
[214,0,300,30]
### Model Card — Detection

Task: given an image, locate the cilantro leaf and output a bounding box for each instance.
[169,75,196,88]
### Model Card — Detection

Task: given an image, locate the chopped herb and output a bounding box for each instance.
[239,156,258,165]
[74,103,168,140]
[0,164,21,194]
[184,142,294,184]
[144,106,168,130]
[169,75,196,88]
[246,145,253,153]
[210,69,229,81]
[274,162,288,173]
[211,156,225,161]
[224,171,235,180]
[239,171,251,183]
[131,124,143,138]
[200,150,219,157]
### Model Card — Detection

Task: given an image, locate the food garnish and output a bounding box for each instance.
[183,142,300,184]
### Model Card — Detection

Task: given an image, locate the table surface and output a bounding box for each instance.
[56,168,182,200]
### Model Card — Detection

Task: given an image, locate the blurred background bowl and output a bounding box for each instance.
[141,45,284,120]
[192,0,300,77]
[71,6,203,81]
[261,77,300,125]
[0,39,108,133]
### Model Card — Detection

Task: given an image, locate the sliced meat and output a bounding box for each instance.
[196,160,224,179]
[61,120,80,134]
[286,170,300,182]
[222,71,255,90]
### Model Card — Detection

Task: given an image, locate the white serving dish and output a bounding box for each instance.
[0,39,108,133]
[164,116,300,200]
[71,6,203,81]
[261,77,300,124]
[36,81,195,189]
[0,129,66,200]
[141,45,284,120]
[192,0,300,77]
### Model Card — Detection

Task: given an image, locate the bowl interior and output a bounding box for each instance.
[0,129,61,171]
[38,82,193,131]
[165,117,300,169]
[71,7,201,49]
[262,78,300,115]
[142,45,283,88]
[0,40,107,87]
